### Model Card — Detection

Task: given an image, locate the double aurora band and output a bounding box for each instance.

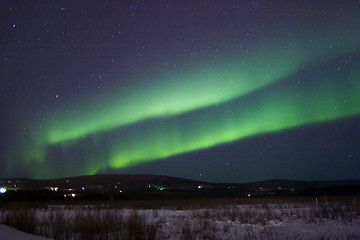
[3,1,360,180]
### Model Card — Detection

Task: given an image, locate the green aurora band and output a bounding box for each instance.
[25,41,359,165]
[24,44,306,164]
[23,60,360,179]
[44,46,305,145]
[38,37,358,148]
[17,10,360,177]
[107,63,360,169]
[26,11,360,151]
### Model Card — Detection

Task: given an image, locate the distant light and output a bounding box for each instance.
[71,193,76,197]
[0,188,6,194]
[248,194,251,197]
[154,185,165,191]
[81,187,85,190]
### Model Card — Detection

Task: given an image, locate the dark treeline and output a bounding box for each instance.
[1,184,360,202]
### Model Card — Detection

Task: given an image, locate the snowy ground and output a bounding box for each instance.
[1,198,359,239]
[0,224,52,240]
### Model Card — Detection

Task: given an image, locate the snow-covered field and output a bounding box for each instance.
[1,197,359,239]
[0,224,52,240]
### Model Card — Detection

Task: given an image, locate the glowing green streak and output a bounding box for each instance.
[38,33,360,150]
[44,47,303,145]
[108,66,360,168]
[23,7,360,166]
[22,45,306,164]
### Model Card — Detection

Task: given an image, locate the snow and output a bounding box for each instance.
[0,224,52,240]
[1,200,359,239]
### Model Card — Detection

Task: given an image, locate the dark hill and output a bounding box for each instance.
[0,174,203,191]
[1,174,359,201]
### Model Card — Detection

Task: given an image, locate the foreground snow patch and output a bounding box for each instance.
[0,224,52,240]
[1,198,359,239]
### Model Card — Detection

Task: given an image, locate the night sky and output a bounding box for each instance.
[1,0,360,183]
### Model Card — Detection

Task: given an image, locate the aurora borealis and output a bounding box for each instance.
[1,1,360,182]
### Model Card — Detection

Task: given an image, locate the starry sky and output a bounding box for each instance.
[1,0,360,183]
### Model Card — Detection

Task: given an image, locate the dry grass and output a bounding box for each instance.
[0,195,359,240]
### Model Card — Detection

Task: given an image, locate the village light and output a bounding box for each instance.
[0,187,7,194]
